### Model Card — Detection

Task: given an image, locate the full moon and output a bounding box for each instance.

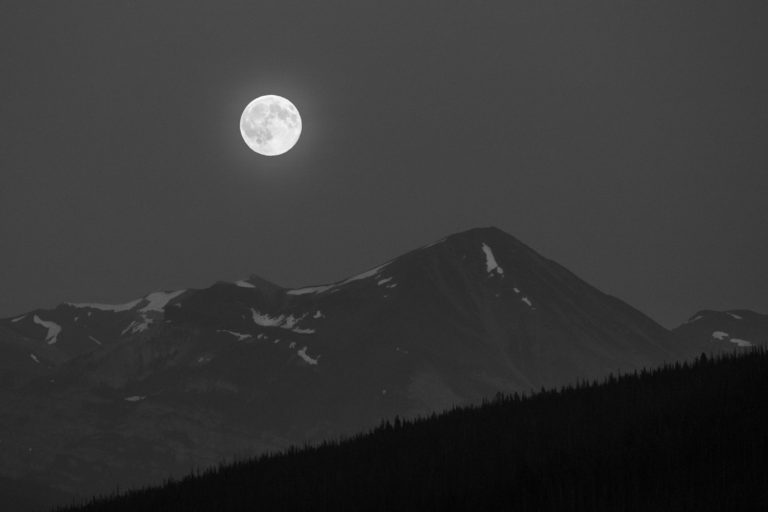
[239,95,302,156]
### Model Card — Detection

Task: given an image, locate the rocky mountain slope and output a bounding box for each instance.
[0,227,761,504]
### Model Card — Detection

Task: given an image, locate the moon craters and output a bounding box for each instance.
[240,95,302,156]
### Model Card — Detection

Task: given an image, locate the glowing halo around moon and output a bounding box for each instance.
[239,95,302,156]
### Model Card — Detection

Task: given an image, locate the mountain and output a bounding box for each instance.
[0,227,758,505]
[58,350,768,512]
[673,309,768,353]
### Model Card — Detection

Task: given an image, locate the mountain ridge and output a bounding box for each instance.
[0,226,764,505]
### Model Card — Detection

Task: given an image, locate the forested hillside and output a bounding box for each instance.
[60,350,768,512]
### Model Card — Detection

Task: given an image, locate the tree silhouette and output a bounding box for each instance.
[58,348,768,512]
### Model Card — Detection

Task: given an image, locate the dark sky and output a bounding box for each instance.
[1,0,766,327]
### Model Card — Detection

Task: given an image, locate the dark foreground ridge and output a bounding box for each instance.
[59,349,768,512]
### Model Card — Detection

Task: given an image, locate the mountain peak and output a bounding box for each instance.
[234,274,283,292]
[453,225,506,236]
[441,226,531,254]
[674,308,767,352]
[443,226,518,244]
[682,309,764,325]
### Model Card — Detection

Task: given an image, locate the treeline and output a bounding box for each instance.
[57,350,768,511]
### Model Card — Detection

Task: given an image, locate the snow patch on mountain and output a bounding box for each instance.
[251,309,315,334]
[379,278,398,289]
[234,280,256,288]
[481,243,504,277]
[33,315,61,344]
[218,330,251,341]
[69,298,142,312]
[11,315,26,323]
[287,264,390,295]
[30,353,40,364]
[139,290,186,313]
[282,315,302,329]
[513,287,520,294]
[286,284,334,296]
[687,315,704,323]
[522,297,533,308]
[88,335,103,345]
[70,290,183,318]
[347,264,387,283]
[251,309,287,327]
[297,346,319,365]
[124,396,146,402]
[710,331,753,348]
[727,313,743,320]
[122,318,152,336]
[313,310,325,319]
